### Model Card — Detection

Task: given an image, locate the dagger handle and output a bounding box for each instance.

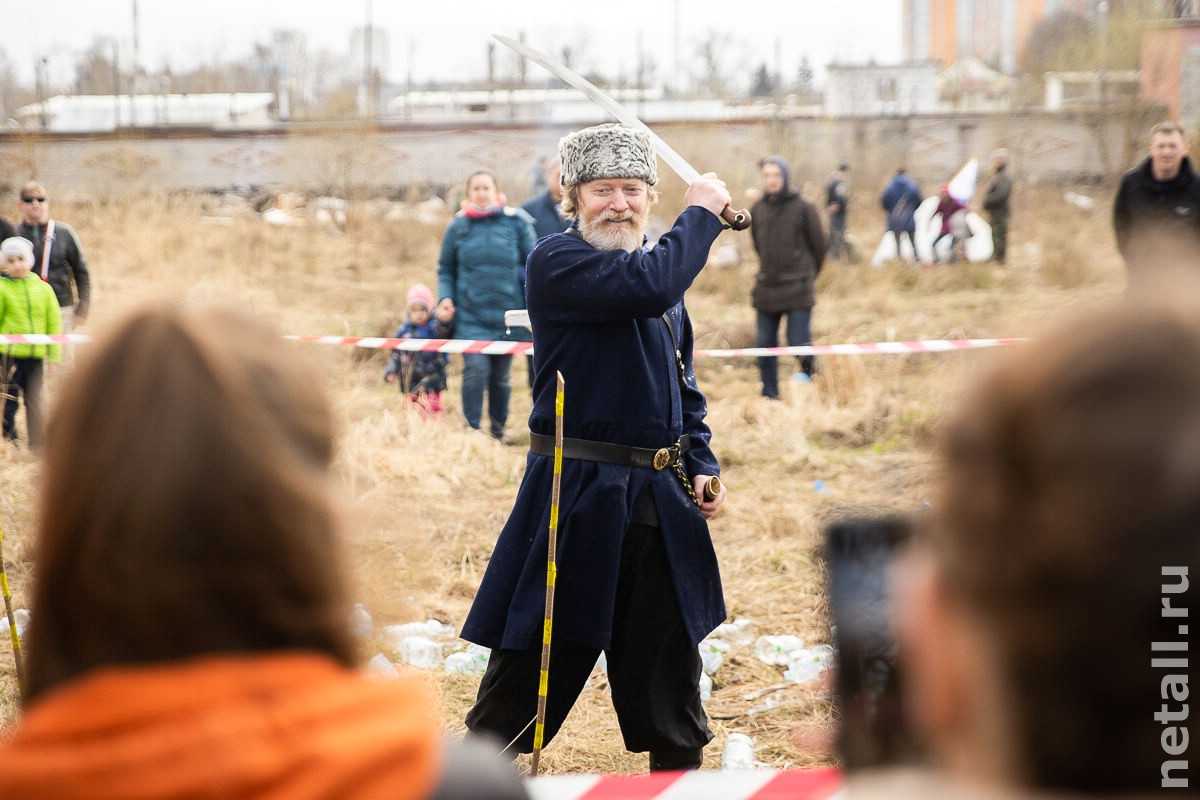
[721,205,752,231]
[703,475,723,502]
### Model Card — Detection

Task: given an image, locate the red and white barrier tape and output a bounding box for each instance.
[695,338,1026,358]
[0,334,1026,358]
[526,767,841,800]
[0,334,92,345]
[280,335,1026,357]
[282,335,535,355]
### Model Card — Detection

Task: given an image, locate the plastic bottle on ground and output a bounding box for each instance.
[722,733,756,770]
[698,638,730,675]
[753,634,805,666]
[349,603,373,638]
[12,608,30,639]
[365,652,399,680]
[712,617,755,646]
[397,635,443,669]
[444,643,491,675]
[783,644,835,684]
[380,619,456,649]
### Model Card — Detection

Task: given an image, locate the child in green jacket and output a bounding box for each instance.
[0,237,62,449]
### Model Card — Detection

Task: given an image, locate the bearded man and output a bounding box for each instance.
[461,123,731,771]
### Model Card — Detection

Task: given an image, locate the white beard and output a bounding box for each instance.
[578,208,648,252]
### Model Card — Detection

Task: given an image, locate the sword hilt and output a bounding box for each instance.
[703,475,723,502]
[721,205,752,231]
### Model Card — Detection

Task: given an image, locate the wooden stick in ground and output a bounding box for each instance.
[530,370,565,777]
[0,522,25,696]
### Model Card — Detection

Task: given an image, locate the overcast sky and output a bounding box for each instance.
[8,1,903,90]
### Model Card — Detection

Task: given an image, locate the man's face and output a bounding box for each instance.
[1149,131,1187,180]
[577,178,650,252]
[19,190,48,225]
[761,163,784,194]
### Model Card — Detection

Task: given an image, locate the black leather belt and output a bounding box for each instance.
[529,433,692,470]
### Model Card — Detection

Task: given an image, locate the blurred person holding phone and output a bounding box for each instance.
[843,299,1200,797]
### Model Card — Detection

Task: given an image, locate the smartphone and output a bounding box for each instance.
[825,515,923,771]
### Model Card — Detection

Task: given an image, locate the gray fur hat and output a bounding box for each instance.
[559,123,658,187]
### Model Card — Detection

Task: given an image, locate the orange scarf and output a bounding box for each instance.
[0,653,442,800]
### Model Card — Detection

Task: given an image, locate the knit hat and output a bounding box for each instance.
[760,155,791,193]
[406,283,434,312]
[0,237,34,268]
[559,123,658,187]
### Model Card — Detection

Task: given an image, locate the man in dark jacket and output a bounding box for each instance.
[15,182,91,331]
[1113,121,1200,293]
[880,167,922,264]
[462,123,731,772]
[750,156,826,398]
[521,157,568,240]
[982,148,1012,265]
[825,162,850,261]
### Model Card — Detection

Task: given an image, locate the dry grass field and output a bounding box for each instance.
[0,180,1124,775]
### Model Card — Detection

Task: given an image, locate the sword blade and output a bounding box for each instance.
[493,34,700,184]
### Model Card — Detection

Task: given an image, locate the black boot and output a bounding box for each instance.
[648,746,703,772]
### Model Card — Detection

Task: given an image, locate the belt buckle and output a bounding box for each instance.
[653,443,680,471]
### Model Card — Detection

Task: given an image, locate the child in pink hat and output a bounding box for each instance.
[384,283,454,414]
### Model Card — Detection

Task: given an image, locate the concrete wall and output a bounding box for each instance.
[0,110,1158,204]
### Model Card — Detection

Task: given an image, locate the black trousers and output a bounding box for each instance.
[465,521,712,767]
[2,357,44,449]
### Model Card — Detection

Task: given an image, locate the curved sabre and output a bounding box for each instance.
[493,34,751,231]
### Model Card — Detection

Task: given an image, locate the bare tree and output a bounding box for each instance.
[689,30,750,97]
[73,38,121,95]
[1019,4,1142,76]
[0,48,35,119]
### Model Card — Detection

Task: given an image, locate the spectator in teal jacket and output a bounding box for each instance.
[437,170,536,440]
[0,237,61,448]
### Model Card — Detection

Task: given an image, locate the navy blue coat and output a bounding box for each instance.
[461,206,727,652]
[880,173,922,234]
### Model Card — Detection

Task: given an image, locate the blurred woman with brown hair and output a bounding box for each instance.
[0,304,525,800]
